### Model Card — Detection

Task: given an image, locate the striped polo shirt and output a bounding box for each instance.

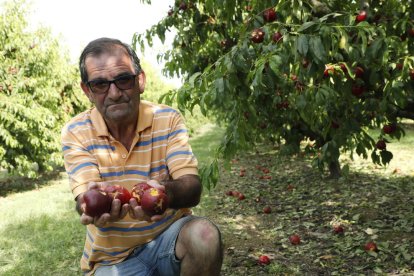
[61,100,198,275]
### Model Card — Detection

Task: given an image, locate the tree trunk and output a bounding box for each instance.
[328,160,341,179]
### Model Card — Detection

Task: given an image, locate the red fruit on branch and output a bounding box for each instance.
[376,140,386,150]
[356,10,367,23]
[272,31,283,43]
[323,65,334,78]
[410,69,414,80]
[103,185,132,205]
[178,2,187,11]
[382,124,396,134]
[351,85,365,97]
[331,121,340,129]
[83,189,112,217]
[251,28,265,43]
[258,255,271,265]
[289,234,301,245]
[131,182,152,205]
[354,66,365,78]
[263,8,277,22]
[407,28,414,37]
[395,63,403,70]
[141,188,169,216]
[364,241,378,252]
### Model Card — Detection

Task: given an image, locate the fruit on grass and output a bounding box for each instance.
[225,190,234,196]
[364,241,378,252]
[263,8,277,22]
[103,185,131,205]
[289,234,301,245]
[272,31,283,43]
[376,140,386,150]
[263,206,271,214]
[333,225,344,234]
[131,182,152,205]
[238,193,246,200]
[356,10,367,23]
[239,171,246,177]
[251,28,265,43]
[258,255,271,265]
[83,189,112,217]
[382,124,396,134]
[141,187,169,217]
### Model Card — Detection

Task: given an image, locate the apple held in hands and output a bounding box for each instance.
[83,189,112,217]
[103,185,131,205]
[131,182,152,205]
[141,188,169,217]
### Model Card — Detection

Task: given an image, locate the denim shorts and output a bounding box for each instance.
[94,215,196,276]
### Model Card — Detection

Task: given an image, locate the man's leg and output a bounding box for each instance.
[175,218,223,276]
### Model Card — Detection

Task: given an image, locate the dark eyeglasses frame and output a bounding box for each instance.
[87,74,137,94]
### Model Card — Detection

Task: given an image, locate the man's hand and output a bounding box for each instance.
[77,182,130,227]
[129,180,167,222]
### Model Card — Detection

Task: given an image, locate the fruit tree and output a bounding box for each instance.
[0,0,88,177]
[134,0,414,184]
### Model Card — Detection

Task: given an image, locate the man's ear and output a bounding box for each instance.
[138,70,146,94]
[80,82,93,102]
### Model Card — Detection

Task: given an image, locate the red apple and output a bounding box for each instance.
[382,124,396,134]
[354,66,365,78]
[178,2,187,11]
[83,189,112,217]
[364,241,378,252]
[131,182,152,205]
[263,206,271,214]
[238,193,246,200]
[356,10,367,23]
[258,255,271,265]
[272,31,283,43]
[340,63,348,75]
[376,140,386,150]
[225,190,234,196]
[395,63,403,70]
[407,28,414,37]
[410,69,414,80]
[289,234,301,245]
[239,171,245,177]
[333,225,344,234]
[351,85,365,97]
[141,187,169,217]
[323,65,334,78]
[263,8,277,22]
[262,168,270,174]
[251,28,265,43]
[103,185,131,205]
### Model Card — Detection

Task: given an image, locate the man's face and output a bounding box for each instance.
[81,47,145,123]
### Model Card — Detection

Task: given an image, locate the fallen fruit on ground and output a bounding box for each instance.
[258,255,271,265]
[238,193,246,200]
[83,189,112,217]
[289,234,301,245]
[104,185,131,205]
[333,225,344,234]
[263,206,271,214]
[141,187,169,217]
[364,241,378,252]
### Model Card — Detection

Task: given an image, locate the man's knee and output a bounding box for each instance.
[177,218,222,257]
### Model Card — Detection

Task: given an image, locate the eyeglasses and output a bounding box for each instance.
[87,74,137,94]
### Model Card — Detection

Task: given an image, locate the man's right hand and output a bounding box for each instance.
[77,182,130,227]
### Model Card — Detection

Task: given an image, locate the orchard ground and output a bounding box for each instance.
[0,123,413,275]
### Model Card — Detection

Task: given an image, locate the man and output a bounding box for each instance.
[61,37,223,275]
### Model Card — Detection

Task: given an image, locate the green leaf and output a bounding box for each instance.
[310,36,326,64]
[380,150,393,165]
[298,21,317,32]
[297,34,309,56]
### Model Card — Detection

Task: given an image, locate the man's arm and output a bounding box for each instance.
[161,174,202,209]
